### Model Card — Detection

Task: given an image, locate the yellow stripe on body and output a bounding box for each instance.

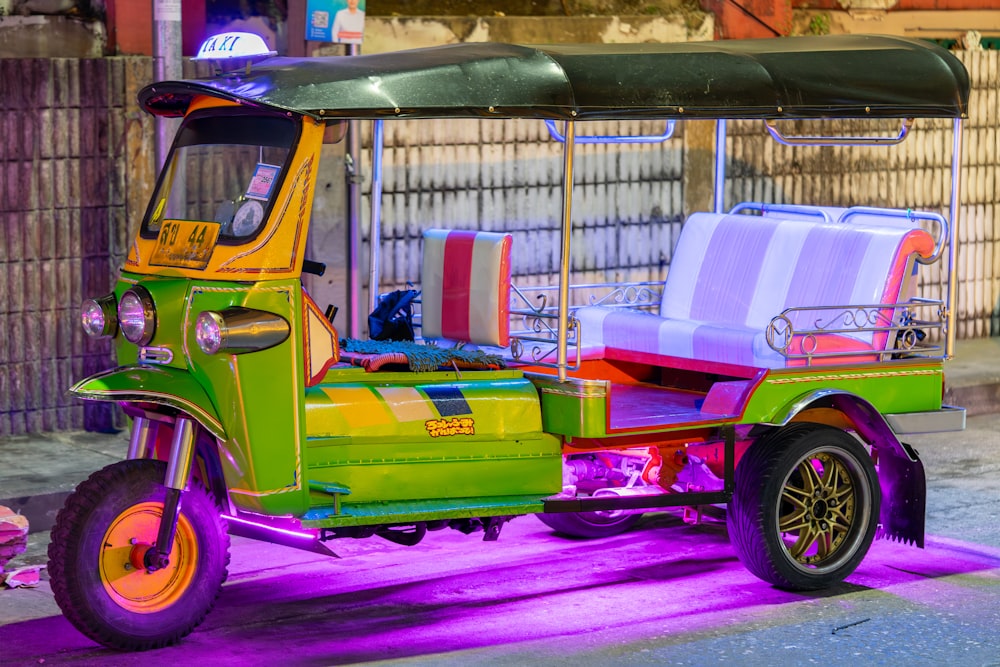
[320,385,393,429]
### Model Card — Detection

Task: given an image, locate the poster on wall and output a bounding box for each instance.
[306,0,366,44]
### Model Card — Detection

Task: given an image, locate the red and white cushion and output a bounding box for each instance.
[421,229,512,347]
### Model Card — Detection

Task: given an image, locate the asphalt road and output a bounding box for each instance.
[1,414,998,667]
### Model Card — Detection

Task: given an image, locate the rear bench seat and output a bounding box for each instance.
[575,210,936,368]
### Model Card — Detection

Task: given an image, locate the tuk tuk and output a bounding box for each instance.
[49,32,970,649]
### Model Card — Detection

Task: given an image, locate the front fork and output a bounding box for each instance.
[128,415,197,571]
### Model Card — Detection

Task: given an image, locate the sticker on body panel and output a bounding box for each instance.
[425,417,475,437]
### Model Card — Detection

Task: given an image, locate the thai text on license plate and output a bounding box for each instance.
[150,220,220,270]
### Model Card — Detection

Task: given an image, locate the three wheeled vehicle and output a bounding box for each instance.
[50,32,970,649]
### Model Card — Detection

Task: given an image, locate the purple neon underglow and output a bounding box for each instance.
[7,517,998,664]
[223,513,318,541]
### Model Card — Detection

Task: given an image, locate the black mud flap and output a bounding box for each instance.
[876,442,926,548]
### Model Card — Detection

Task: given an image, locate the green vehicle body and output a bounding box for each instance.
[72,265,950,530]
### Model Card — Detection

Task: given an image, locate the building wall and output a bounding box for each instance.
[0,57,154,435]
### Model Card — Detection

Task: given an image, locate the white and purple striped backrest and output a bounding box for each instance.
[421,229,513,347]
[660,213,798,328]
[660,213,935,348]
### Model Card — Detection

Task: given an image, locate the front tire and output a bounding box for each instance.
[727,423,880,590]
[48,459,230,650]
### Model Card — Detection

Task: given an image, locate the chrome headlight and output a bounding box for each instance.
[195,311,226,355]
[81,294,118,338]
[118,286,156,345]
[195,308,290,355]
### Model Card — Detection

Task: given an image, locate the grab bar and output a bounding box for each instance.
[839,206,949,264]
[729,202,835,222]
[545,119,676,144]
[764,118,913,147]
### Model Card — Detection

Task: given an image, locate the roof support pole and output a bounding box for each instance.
[368,119,385,317]
[713,119,727,214]
[345,44,363,338]
[945,117,964,359]
[557,120,576,383]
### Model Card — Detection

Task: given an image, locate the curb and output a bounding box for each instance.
[945,382,1000,418]
[0,492,71,536]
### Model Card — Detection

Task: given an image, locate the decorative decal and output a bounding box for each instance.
[767,369,941,384]
[425,417,475,438]
[421,385,471,416]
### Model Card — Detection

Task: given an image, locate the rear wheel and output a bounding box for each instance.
[537,510,641,538]
[48,459,229,650]
[727,423,880,590]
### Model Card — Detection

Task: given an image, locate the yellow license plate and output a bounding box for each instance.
[149,220,221,270]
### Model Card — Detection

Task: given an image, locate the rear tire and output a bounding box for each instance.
[48,459,230,650]
[537,510,641,538]
[727,423,880,590]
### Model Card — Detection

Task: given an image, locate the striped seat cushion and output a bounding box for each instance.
[421,229,513,347]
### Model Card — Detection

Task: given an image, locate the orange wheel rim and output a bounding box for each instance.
[99,502,198,614]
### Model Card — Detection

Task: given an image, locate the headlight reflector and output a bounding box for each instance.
[195,311,225,355]
[118,286,156,345]
[81,294,118,338]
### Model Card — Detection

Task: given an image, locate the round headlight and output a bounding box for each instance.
[118,286,156,345]
[81,294,117,337]
[195,311,224,355]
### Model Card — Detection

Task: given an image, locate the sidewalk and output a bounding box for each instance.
[1,338,998,537]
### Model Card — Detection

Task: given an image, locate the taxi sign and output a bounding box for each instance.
[193,32,276,62]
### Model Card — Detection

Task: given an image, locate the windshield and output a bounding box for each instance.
[142,112,297,252]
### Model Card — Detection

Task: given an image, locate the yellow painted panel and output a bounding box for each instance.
[321,385,393,429]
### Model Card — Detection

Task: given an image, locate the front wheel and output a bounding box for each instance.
[727,423,880,590]
[48,459,230,650]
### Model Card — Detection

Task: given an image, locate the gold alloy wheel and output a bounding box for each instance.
[99,502,199,613]
[778,451,856,566]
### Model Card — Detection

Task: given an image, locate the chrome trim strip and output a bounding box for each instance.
[138,346,175,364]
[525,371,607,398]
[71,386,226,439]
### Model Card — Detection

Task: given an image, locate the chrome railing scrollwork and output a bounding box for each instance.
[766,299,945,365]
[508,281,661,369]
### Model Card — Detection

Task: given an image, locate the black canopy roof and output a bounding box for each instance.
[139,35,969,121]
